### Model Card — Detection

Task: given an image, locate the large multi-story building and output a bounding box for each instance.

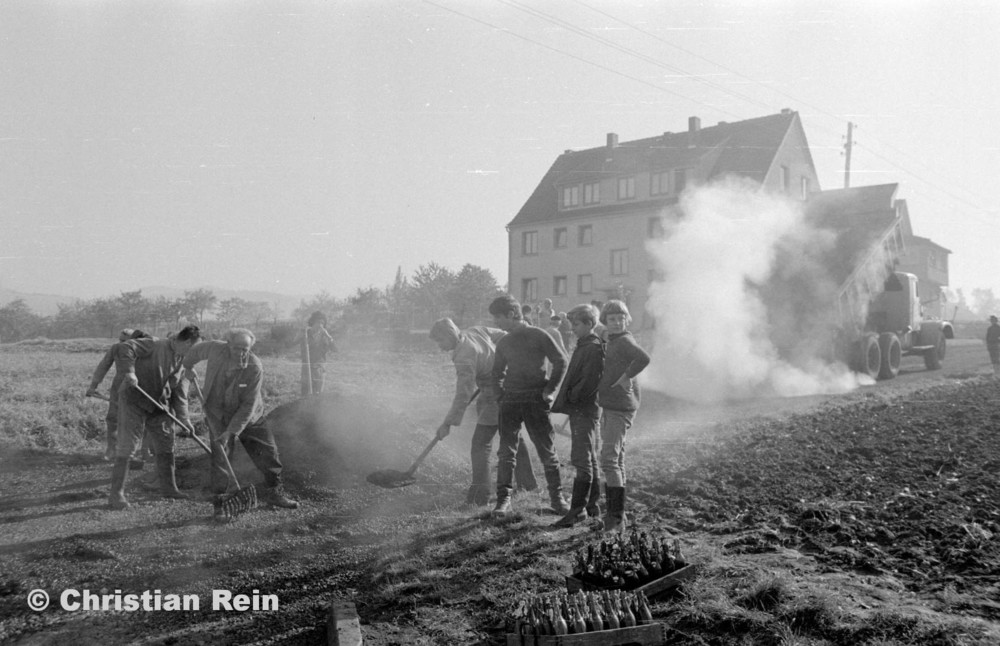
[507,109,820,330]
[507,109,951,333]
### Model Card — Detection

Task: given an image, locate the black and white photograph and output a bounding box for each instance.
[2,1,1000,644]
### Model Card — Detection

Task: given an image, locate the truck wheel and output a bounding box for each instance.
[924,332,944,370]
[877,332,901,380]
[856,334,881,380]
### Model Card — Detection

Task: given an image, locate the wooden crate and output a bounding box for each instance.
[505,622,667,646]
[565,564,697,599]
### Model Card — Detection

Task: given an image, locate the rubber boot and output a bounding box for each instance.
[108,458,130,510]
[492,490,513,518]
[157,453,189,500]
[265,475,299,509]
[585,478,602,519]
[603,486,626,534]
[554,478,591,527]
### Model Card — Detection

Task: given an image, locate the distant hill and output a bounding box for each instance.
[1,286,308,319]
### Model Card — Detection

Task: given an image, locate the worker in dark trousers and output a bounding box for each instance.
[987,315,1000,378]
[430,318,538,506]
[489,295,569,518]
[109,325,201,510]
[183,328,298,513]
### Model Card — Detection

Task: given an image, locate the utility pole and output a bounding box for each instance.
[843,122,854,188]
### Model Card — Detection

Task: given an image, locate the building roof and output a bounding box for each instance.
[510,110,811,227]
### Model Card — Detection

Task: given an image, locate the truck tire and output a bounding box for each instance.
[856,334,881,380]
[924,332,945,370]
[877,332,901,380]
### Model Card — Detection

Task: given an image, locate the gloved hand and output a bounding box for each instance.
[435,423,451,441]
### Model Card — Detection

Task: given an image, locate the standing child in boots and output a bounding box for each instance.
[551,304,604,527]
[596,300,650,533]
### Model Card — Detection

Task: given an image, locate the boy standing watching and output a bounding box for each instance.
[596,300,651,533]
[489,295,569,518]
[551,304,604,527]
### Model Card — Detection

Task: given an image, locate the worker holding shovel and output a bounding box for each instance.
[430,318,538,507]
[108,325,202,510]
[182,328,298,513]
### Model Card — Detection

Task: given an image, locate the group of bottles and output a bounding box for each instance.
[512,589,654,636]
[573,530,686,589]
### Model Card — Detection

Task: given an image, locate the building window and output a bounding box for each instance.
[521,278,537,302]
[554,227,567,248]
[553,276,567,296]
[578,274,592,295]
[578,225,593,246]
[561,185,580,208]
[617,176,635,200]
[651,170,670,195]
[674,168,687,194]
[781,165,790,192]
[800,177,810,199]
[522,230,538,256]
[583,181,600,205]
[611,249,629,276]
[648,217,664,238]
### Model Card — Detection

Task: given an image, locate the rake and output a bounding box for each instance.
[133,383,258,520]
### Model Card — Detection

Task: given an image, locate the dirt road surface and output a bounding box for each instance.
[1,339,997,644]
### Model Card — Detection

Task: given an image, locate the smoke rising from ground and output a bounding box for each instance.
[642,177,867,402]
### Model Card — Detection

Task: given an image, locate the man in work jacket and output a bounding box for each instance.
[87,328,146,461]
[430,318,538,506]
[109,325,201,510]
[182,328,298,510]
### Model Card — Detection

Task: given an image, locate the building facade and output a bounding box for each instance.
[507,110,820,330]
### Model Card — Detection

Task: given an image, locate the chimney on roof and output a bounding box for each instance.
[687,116,700,148]
[781,108,792,115]
[606,132,618,150]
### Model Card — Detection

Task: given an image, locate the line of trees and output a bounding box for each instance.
[0,262,505,343]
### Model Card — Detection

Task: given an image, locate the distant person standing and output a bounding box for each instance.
[429,318,538,506]
[304,311,337,394]
[987,315,1000,378]
[544,314,567,355]
[538,298,555,325]
[596,300,650,533]
[521,304,535,327]
[489,295,569,517]
[557,312,574,352]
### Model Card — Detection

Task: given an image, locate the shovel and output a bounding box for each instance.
[367,388,480,489]
[132,383,258,519]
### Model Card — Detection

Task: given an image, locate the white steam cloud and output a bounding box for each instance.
[642,177,868,402]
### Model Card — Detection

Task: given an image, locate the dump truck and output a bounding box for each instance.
[824,190,948,380]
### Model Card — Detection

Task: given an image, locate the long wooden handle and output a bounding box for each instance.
[408,388,481,476]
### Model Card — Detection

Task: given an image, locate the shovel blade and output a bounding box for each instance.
[366,469,416,489]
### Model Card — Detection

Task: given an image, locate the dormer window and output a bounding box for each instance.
[561,185,580,208]
[617,176,635,200]
[583,181,600,205]
[651,170,670,195]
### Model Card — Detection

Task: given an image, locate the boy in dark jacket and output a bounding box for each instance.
[551,304,605,527]
[596,300,651,533]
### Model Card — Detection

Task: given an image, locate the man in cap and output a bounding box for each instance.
[987,315,1000,378]
[489,295,570,517]
[430,318,537,506]
[182,328,298,511]
[109,325,201,510]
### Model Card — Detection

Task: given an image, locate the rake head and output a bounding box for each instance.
[213,484,258,521]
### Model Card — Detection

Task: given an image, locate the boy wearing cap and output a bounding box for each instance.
[596,300,651,533]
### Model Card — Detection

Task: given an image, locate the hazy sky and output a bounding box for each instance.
[1,1,997,306]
